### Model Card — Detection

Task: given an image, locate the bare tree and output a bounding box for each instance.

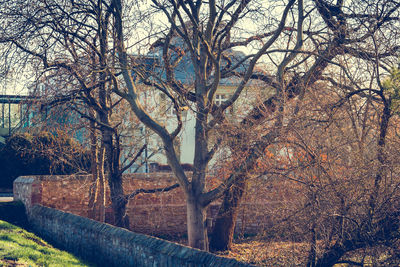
[110,0,306,250]
[112,0,400,251]
[209,0,400,251]
[0,0,153,227]
[2,0,400,257]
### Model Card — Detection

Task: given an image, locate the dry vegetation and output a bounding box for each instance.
[217,239,309,266]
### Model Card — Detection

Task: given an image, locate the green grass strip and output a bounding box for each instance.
[0,220,92,267]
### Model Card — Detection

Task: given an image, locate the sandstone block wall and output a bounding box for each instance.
[29,205,254,267]
[13,176,42,211]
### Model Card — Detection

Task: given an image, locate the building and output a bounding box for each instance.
[131,47,272,170]
[0,92,87,145]
[5,46,271,173]
[0,94,37,144]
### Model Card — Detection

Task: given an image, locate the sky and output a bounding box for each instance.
[1,75,30,96]
[0,0,286,96]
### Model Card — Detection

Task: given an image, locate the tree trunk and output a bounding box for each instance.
[87,181,97,219]
[314,245,346,267]
[307,224,317,267]
[187,195,208,251]
[314,238,366,267]
[87,116,98,220]
[97,145,106,222]
[101,125,128,228]
[109,173,128,228]
[306,187,317,267]
[209,177,246,251]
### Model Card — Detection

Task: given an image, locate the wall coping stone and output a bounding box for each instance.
[16,175,92,181]
[14,177,36,183]
[14,172,193,182]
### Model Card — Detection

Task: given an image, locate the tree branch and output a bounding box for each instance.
[125,183,180,200]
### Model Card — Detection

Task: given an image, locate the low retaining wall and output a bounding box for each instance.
[29,205,253,267]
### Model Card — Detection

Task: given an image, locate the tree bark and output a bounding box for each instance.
[314,242,350,267]
[307,226,317,267]
[97,145,106,223]
[209,177,246,251]
[307,203,317,267]
[101,127,129,228]
[109,172,128,228]
[187,194,208,251]
[87,110,98,220]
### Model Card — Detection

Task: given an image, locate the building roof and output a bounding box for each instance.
[132,37,266,87]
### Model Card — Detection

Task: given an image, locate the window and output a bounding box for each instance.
[215,94,227,106]
[160,93,182,117]
[166,105,177,116]
[215,94,233,114]
[173,137,181,161]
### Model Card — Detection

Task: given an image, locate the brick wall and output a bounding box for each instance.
[14,173,276,236]
[29,205,254,267]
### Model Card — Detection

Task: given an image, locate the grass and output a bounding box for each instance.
[0,220,92,267]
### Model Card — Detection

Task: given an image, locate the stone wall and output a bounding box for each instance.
[14,173,276,237]
[29,205,254,267]
[13,176,42,211]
